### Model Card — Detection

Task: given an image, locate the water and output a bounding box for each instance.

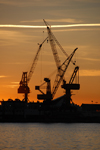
[0,123,100,150]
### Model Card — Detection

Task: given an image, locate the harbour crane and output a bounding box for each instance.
[61,66,80,106]
[35,20,78,102]
[18,37,48,103]
[35,48,78,102]
[43,19,77,98]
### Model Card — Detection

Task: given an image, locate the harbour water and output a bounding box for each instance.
[0,123,100,150]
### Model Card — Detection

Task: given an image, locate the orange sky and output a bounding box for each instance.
[0,0,100,105]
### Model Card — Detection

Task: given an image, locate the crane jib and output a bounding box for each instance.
[52,48,78,98]
[27,36,48,82]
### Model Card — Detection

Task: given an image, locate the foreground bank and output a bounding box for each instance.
[0,95,100,123]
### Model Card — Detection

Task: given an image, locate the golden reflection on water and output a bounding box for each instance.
[0,123,100,149]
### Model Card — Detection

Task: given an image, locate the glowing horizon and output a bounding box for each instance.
[0,23,100,29]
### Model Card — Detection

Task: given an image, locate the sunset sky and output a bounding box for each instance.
[0,0,100,105]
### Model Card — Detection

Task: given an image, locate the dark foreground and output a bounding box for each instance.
[0,99,100,123]
[1,110,100,123]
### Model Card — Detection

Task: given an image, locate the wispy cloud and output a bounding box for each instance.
[21,19,82,24]
[0,0,79,7]
[0,0,55,6]
[0,0,41,6]
[11,82,19,84]
[0,24,45,28]
[0,24,100,29]
[51,24,100,28]
[53,28,100,32]
[3,82,19,88]
[80,70,100,76]
[3,84,18,88]
[0,0,99,7]
[0,75,7,78]
[0,29,38,46]
[78,57,100,62]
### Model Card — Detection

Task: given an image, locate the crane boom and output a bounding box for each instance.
[43,19,61,72]
[52,48,78,98]
[43,19,76,66]
[35,48,78,101]
[47,26,61,71]
[69,66,79,84]
[50,32,76,65]
[27,37,48,82]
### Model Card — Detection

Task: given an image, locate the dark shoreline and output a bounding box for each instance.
[0,115,100,123]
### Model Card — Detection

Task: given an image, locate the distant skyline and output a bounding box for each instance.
[0,0,100,105]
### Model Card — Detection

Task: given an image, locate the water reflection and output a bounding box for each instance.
[0,123,100,149]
